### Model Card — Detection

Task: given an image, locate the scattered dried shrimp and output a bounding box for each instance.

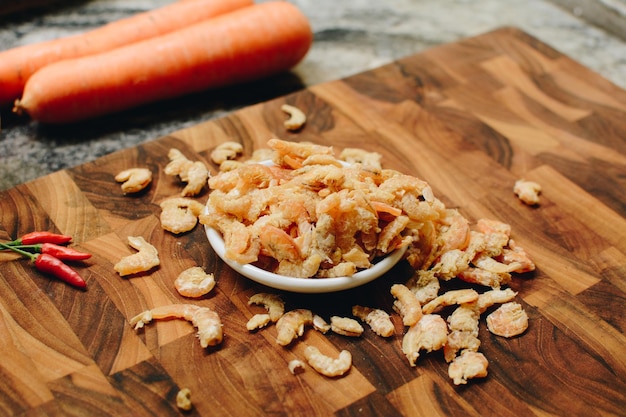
[486,302,529,337]
[160,197,205,234]
[115,167,152,194]
[114,236,160,276]
[143,136,536,386]
[174,266,215,298]
[304,346,352,377]
[514,179,542,206]
[130,304,223,348]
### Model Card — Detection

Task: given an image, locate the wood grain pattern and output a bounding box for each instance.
[1,27,625,416]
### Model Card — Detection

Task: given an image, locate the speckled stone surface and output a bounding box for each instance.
[1,0,625,191]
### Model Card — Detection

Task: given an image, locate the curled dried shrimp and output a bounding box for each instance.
[247,313,271,331]
[421,289,479,315]
[115,167,152,194]
[174,266,215,298]
[486,302,529,337]
[281,104,307,131]
[447,303,481,334]
[114,236,160,276]
[391,283,422,326]
[313,314,331,333]
[210,141,243,165]
[352,305,395,337]
[501,239,535,273]
[164,148,209,197]
[304,346,352,377]
[248,292,285,322]
[130,304,223,348]
[514,179,542,206]
[176,388,193,411]
[438,209,471,253]
[339,148,382,171]
[160,197,205,234]
[330,316,364,337]
[448,350,489,385]
[275,309,313,346]
[288,359,306,375]
[402,314,448,367]
[405,270,440,304]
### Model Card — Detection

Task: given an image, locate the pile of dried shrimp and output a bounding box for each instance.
[202,138,536,384]
[201,138,443,278]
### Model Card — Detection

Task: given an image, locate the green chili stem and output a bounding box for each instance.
[6,244,39,252]
[0,242,36,261]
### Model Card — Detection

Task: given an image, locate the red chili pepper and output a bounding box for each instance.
[34,253,87,289]
[38,243,91,261]
[13,231,73,246]
[2,242,91,260]
[0,241,88,289]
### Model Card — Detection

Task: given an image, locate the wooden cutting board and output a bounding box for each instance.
[1,27,625,416]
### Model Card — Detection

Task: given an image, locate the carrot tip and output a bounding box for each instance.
[12,99,24,116]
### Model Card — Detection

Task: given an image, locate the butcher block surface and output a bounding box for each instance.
[1,27,625,416]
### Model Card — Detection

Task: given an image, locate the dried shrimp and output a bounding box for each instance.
[304,346,352,377]
[391,283,422,326]
[248,292,285,322]
[210,141,243,165]
[330,316,364,337]
[352,305,395,337]
[130,304,223,348]
[421,289,479,314]
[176,388,193,411]
[115,167,152,194]
[288,359,306,375]
[114,236,160,276]
[165,148,209,197]
[281,104,307,131]
[160,197,205,234]
[486,302,529,337]
[448,350,489,385]
[312,314,331,333]
[174,266,215,298]
[402,314,448,367]
[246,313,271,331]
[275,309,313,346]
[514,179,542,205]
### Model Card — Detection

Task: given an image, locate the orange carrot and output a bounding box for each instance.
[14,1,313,124]
[0,0,254,108]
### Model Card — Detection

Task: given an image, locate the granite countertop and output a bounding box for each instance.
[1,0,625,191]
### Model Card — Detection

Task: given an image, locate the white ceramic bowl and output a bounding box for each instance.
[205,225,407,293]
[203,159,407,293]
